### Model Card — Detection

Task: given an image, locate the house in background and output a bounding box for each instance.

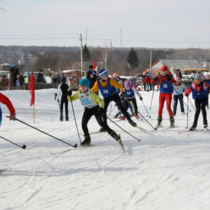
[144,59,209,76]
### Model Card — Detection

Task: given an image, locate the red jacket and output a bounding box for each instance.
[144,76,150,84]
[0,93,15,115]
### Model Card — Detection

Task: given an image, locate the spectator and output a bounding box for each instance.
[56,74,61,83]
[144,73,151,91]
[0,75,9,87]
[86,65,97,89]
[52,75,57,83]
[18,74,25,86]
[9,64,19,86]
[35,69,46,83]
[191,71,195,81]
[176,69,182,80]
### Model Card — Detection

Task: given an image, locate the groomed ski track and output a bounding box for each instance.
[1,89,210,210]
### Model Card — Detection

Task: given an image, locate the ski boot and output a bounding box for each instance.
[169,117,175,127]
[190,124,197,131]
[157,116,162,127]
[80,135,91,146]
[109,131,125,152]
[120,116,126,120]
[203,120,208,129]
[134,113,139,119]
[99,127,106,132]
[60,114,63,121]
[128,119,137,127]
[66,115,69,121]
[173,113,176,117]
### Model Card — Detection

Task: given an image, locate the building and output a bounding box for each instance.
[144,59,209,76]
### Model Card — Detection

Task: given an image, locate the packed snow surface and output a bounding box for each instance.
[1,89,210,210]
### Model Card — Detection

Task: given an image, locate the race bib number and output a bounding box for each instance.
[80,97,91,106]
[127,91,131,95]
[103,90,109,94]
[163,84,168,88]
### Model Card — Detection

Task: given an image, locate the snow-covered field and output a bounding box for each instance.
[1,89,210,210]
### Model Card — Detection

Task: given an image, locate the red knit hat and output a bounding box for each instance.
[161,65,168,72]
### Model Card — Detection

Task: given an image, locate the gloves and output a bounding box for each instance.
[167,77,171,81]
[120,92,125,100]
[57,99,59,103]
[185,93,189,97]
[67,90,72,96]
[154,77,158,81]
[140,97,143,101]
[10,114,16,121]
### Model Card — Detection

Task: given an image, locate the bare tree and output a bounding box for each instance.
[0,0,7,12]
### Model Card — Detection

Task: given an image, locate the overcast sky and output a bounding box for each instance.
[0,0,210,49]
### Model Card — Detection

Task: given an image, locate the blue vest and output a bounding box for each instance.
[160,75,173,94]
[190,84,209,100]
[125,88,135,98]
[97,78,116,98]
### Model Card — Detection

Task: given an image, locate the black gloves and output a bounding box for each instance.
[67,90,72,96]
[185,93,189,97]
[10,114,16,121]
[98,107,104,115]
[120,92,125,100]
[167,77,171,81]
[154,77,158,81]
[140,97,143,101]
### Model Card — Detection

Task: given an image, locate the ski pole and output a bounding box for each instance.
[186,97,189,129]
[126,100,157,130]
[69,96,82,144]
[106,116,141,142]
[7,117,77,148]
[149,84,155,109]
[141,100,151,118]
[0,136,26,149]
[188,98,196,111]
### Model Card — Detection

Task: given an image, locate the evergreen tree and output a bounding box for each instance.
[83,44,91,62]
[127,48,139,69]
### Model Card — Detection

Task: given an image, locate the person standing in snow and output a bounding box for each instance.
[9,64,19,87]
[35,69,46,83]
[120,80,143,120]
[0,93,16,126]
[86,65,97,89]
[67,78,123,147]
[144,73,151,91]
[204,74,210,109]
[91,69,137,132]
[184,73,210,130]
[57,77,70,121]
[150,65,178,127]
[173,76,187,116]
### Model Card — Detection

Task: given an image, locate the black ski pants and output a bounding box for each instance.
[82,106,113,136]
[102,92,131,123]
[193,97,208,125]
[60,97,68,116]
[173,94,184,114]
[124,98,138,114]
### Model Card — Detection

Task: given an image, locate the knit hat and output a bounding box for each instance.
[99,69,108,78]
[79,78,90,88]
[161,65,168,72]
[194,73,202,80]
[61,77,66,83]
[124,80,131,88]
[89,65,93,69]
[39,69,43,72]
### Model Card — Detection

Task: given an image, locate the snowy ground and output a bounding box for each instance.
[1,89,210,210]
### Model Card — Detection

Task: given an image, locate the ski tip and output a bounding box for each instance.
[74,144,78,148]
[22,145,27,149]
[138,139,141,142]
[154,128,157,130]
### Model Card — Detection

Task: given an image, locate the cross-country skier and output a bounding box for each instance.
[120,80,143,120]
[0,93,16,126]
[184,73,210,130]
[91,69,137,132]
[151,65,177,127]
[204,74,210,109]
[67,78,123,147]
[173,76,187,116]
[57,77,70,121]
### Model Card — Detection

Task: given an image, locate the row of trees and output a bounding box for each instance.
[0,45,209,76]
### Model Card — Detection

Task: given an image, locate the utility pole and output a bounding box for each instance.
[79,34,83,72]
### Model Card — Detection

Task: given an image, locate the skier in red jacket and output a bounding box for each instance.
[0,93,16,126]
[144,74,151,91]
